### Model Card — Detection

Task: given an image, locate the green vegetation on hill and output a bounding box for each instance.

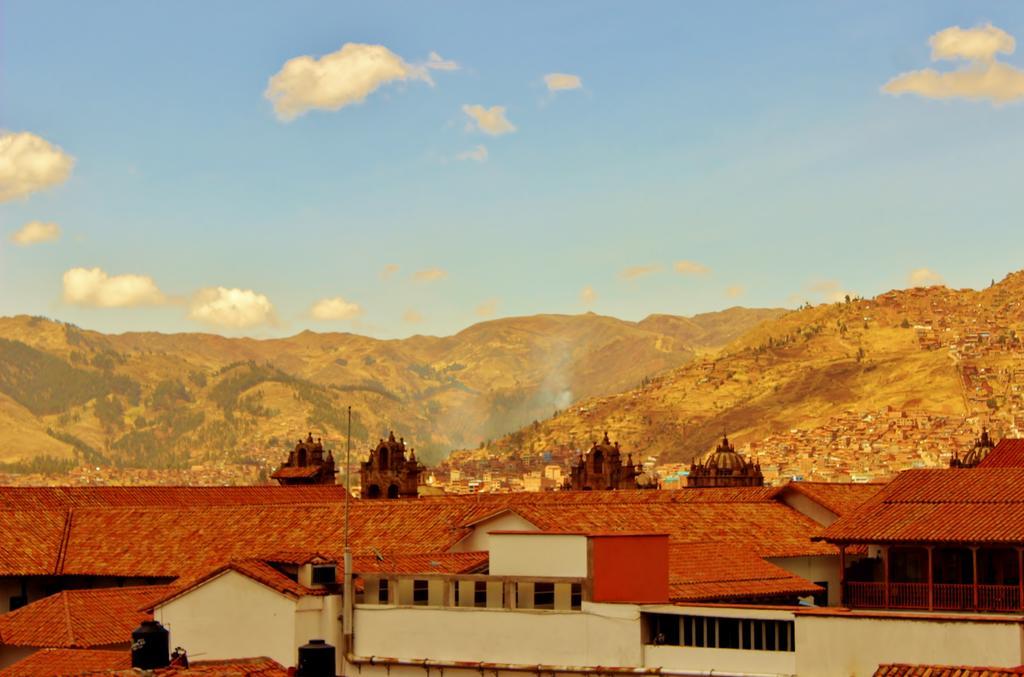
[0,338,139,416]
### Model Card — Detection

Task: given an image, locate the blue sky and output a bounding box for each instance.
[2,1,1023,338]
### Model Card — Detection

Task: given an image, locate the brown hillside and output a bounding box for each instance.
[462,272,1024,465]
[0,308,783,467]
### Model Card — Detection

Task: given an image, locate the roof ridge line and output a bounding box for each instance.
[54,508,74,576]
[61,591,76,647]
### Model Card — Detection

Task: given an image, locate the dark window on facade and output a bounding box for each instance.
[650,614,795,653]
[812,580,829,607]
[378,579,389,604]
[413,579,429,605]
[474,581,488,607]
[648,614,680,645]
[311,565,336,585]
[571,583,582,610]
[534,582,555,609]
[717,617,740,649]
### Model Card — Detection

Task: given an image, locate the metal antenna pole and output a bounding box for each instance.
[343,406,354,667]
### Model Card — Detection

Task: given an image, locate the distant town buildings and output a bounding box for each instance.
[359,431,423,499]
[270,433,337,486]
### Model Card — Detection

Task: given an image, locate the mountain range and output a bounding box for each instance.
[453,271,1024,466]
[0,307,783,467]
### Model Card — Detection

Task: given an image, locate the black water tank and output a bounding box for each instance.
[297,639,336,676]
[131,620,170,669]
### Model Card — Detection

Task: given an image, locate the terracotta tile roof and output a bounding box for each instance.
[0,487,831,579]
[510,501,834,558]
[0,648,129,676]
[874,664,1024,676]
[0,485,349,510]
[978,439,1024,468]
[668,543,822,602]
[149,559,322,609]
[0,510,67,575]
[0,585,167,648]
[773,481,886,516]
[823,468,1024,544]
[151,657,288,675]
[0,651,287,676]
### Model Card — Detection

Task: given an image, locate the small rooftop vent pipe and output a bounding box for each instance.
[297,639,336,676]
[131,619,170,669]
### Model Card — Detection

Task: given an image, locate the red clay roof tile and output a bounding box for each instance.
[978,439,1024,468]
[824,468,1024,544]
[774,481,885,516]
[874,664,1024,676]
[0,648,130,676]
[0,586,167,648]
[668,543,822,602]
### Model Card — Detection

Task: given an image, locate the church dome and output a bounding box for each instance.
[707,435,748,472]
[957,429,995,468]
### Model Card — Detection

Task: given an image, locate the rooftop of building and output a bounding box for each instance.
[0,585,167,648]
[823,467,1024,544]
[0,648,131,677]
[772,480,887,517]
[0,650,286,676]
[874,663,1024,676]
[0,487,838,579]
[978,438,1024,469]
[668,543,822,602]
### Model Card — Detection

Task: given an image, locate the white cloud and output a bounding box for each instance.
[265,43,431,121]
[620,264,661,280]
[457,145,488,162]
[930,24,1014,62]
[380,263,400,279]
[11,221,60,246]
[674,260,710,276]
[0,132,75,202]
[544,73,582,91]
[413,267,448,283]
[403,309,424,324]
[475,299,499,317]
[908,268,944,287]
[462,105,516,135]
[883,24,1024,103]
[63,267,166,308]
[726,285,745,299]
[580,285,597,306]
[311,296,363,321]
[426,52,459,71]
[189,287,275,328]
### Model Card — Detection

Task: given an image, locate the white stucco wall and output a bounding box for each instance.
[769,555,841,606]
[488,533,588,578]
[795,613,1024,677]
[644,644,796,675]
[449,512,539,553]
[155,571,298,669]
[353,601,640,667]
[778,491,839,527]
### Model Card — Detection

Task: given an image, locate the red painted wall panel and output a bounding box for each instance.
[590,534,669,604]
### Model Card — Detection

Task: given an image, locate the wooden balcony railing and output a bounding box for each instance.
[847,581,1020,612]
